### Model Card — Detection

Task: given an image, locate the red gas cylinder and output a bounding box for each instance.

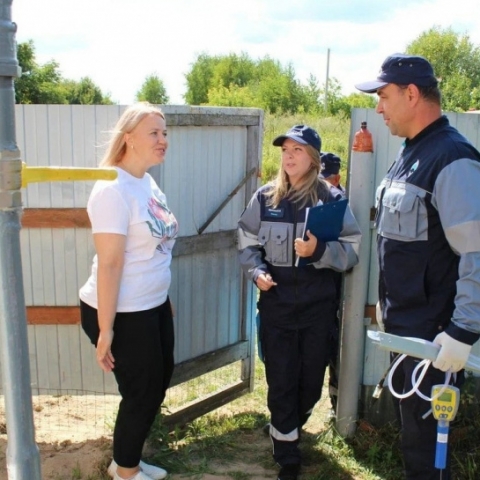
[352,121,373,153]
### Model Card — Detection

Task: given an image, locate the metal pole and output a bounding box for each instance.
[336,149,375,437]
[0,0,42,477]
[324,48,330,112]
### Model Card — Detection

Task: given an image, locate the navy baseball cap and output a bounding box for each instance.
[272,125,321,152]
[355,53,438,93]
[320,152,341,178]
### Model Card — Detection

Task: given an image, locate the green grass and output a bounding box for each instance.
[78,351,480,479]
[164,361,244,411]
[136,360,480,480]
[145,358,272,476]
[139,357,399,480]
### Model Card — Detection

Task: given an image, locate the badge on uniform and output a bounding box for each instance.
[408,160,419,177]
[265,207,285,219]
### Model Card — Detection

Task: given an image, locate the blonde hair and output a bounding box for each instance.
[99,102,165,167]
[265,144,330,208]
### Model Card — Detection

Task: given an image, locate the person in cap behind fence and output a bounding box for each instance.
[319,152,346,418]
[79,102,178,480]
[356,53,480,480]
[319,152,346,201]
[237,125,361,480]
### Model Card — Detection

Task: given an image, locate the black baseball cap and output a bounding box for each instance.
[355,53,438,93]
[320,152,341,177]
[272,125,321,152]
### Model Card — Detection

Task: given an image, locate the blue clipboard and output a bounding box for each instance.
[295,198,348,267]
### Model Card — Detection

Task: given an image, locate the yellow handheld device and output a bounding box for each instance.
[431,385,460,470]
[431,385,460,422]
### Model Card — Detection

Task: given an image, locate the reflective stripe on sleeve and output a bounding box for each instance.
[237,227,260,250]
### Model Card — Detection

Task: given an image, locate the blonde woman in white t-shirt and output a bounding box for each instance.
[80,103,178,480]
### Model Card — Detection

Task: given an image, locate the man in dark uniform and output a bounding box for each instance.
[319,152,346,201]
[319,152,346,417]
[356,53,480,480]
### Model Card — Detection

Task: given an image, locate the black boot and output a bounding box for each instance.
[277,463,300,480]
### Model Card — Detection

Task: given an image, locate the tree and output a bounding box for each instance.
[14,40,113,105]
[254,60,306,114]
[185,51,416,115]
[66,77,113,105]
[301,74,322,114]
[184,52,323,114]
[331,90,377,118]
[207,84,258,108]
[406,26,480,111]
[135,74,169,104]
[184,53,220,105]
[211,52,256,90]
[15,40,66,104]
[471,86,480,109]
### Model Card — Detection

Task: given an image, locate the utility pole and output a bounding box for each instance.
[0,1,42,478]
[324,48,330,112]
[0,4,116,478]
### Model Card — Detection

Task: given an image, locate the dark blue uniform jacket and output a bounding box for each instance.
[376,116,480,344]
[238,181,361,328]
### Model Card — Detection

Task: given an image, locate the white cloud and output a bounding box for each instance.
[11,0,480,104]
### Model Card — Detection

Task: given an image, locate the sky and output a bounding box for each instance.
[10,0,480,105]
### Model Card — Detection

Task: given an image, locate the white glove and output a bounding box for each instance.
[375,301,385,332]
[432,331,471,372]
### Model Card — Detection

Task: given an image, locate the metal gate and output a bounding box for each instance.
[0,104,263,428]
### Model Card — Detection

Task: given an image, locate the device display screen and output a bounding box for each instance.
[438,392,452,402]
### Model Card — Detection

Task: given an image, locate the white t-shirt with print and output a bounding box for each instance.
[79,167,178,312]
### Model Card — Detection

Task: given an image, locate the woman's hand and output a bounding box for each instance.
[96,329,115,372]
[294,230,317,257]
[256,273,277,291]
[93,232,125,373]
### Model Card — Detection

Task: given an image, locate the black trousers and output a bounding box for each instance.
[328,271,343,412]
[260,317,332,466]
[390,354,463,480]
[80,299,175,468]
[327,315,340,411]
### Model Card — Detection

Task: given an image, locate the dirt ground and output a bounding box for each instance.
[0,392,329,479]
[0,394,117,479]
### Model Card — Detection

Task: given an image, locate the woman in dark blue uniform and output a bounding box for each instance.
[237,125,361,480]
